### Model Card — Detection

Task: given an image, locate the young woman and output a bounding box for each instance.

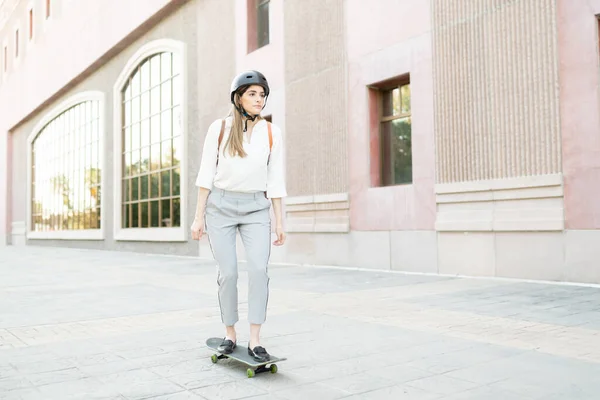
[191,70,286,362]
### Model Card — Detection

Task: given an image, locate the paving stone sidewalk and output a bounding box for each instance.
[1,246,600,399]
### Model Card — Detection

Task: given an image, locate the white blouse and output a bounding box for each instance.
[195,117,287,198]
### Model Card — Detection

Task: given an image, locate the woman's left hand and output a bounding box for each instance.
[273,224,286,246]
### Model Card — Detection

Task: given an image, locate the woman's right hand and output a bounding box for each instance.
[190,217,205,240]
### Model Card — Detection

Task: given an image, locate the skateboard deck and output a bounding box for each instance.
[206,337,286,378]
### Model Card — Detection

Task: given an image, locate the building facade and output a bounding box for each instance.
[1,0,599,284]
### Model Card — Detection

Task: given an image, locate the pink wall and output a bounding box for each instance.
[558,0,600,229]
[0,0,174,243]
[345,0,436,231]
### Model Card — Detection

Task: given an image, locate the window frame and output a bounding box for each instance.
[380,80,412,186]
[112,39,188,242]
[247,0,270,53]
[26,91,106,240]
[2,38,8,78]
[368,74,413,187]
[27,3,35,43]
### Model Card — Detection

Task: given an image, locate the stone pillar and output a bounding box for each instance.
[283,0,349,232]
[431,0,566,280]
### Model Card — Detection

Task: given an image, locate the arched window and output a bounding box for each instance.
[28,93,104,239]
[113,39,186,242]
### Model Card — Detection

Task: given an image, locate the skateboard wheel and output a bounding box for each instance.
[247,368,255,378]
[270,364,278,374]
[211,354,218,364]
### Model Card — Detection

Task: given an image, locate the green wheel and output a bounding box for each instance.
[211,354,218,364]
[247,368,255,378]
[270,364,278,374]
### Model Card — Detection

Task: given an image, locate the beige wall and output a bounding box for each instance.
[283,0,348,197]
[432,0,561,183]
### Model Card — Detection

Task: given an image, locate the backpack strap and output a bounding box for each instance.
[216,119,225,166]
[267,121,273,164]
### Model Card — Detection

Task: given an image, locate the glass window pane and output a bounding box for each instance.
[131,150,140,175]
[131,176,139,201]
[131,96,140,124]
[161,140,172,169]
[123,151,131,177]
[124,126,131,152]
[131,202,139,228]
[401,84,411,113]
[151,115,160,144]
[141,202,149,228]
[151,87,161,116]
[150,143,161,171]
[161,111,172,141]
[151,55,161,85]
[161,81,172,110]
[161,199,171,227]
[123,179,130,202]
[140,60,150,92]
[123,204,130,228]
[257,0,270,48]
[141,147,150,173]
[150,200,160,227]
[140,174,149,200]
[172,136,181,167]
[173,168,180,196]
[161,170,171,197]
[131,123,140,150]
[131,71,141,96]
[381,117,412,186]
[141,91,150,120]
[141,119,150,148]
[124,101,131,127]
[172,198,181,227]
[392,88,400,116]
[150,173,160,198]
[172,106,181,137]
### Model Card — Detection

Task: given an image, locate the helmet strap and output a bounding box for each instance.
[235,104,259,132]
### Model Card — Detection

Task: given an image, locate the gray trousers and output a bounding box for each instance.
[205,187,271,326]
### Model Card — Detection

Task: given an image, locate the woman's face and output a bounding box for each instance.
[239,85,266,116]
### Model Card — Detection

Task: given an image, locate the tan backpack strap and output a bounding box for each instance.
[216,119,225,165]
[267,122,273,152]
[267,122,273,165]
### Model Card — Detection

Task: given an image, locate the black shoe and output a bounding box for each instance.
[217,338,236,354]
[248,345,270,362]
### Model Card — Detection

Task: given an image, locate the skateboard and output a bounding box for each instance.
[206,337,286,378]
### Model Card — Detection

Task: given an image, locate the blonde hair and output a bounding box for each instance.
[224,90,264,158]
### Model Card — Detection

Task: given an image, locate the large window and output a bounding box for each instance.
[247,0,270,52]
[31,101,102,232]
[380,80,412,186]
[120,51,182,229]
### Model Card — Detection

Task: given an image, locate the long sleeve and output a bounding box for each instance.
[195,119,222,189]
[266,124,287,198]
